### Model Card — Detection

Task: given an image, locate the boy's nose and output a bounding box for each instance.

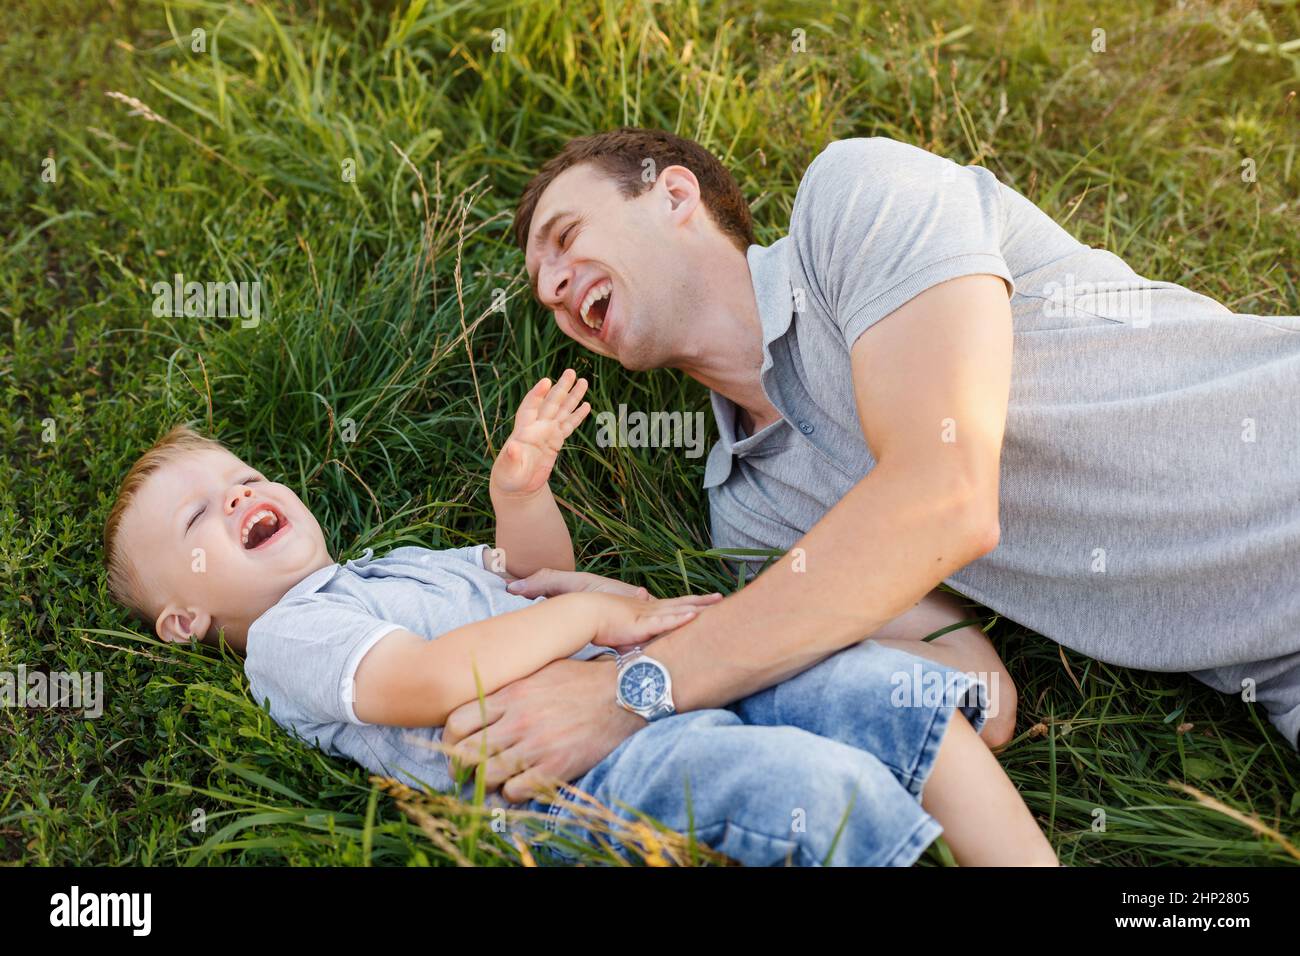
[225,486,252,513]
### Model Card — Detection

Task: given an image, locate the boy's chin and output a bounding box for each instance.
[239,533,328,577]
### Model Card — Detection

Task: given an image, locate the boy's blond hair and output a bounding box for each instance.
[104,424,228,623]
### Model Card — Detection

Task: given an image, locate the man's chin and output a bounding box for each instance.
[618,348,671,373]
[618,354,656,372]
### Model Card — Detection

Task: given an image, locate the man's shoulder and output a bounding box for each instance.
[810,135,913,162]
[802,136,938,183]
[791,136,958,238]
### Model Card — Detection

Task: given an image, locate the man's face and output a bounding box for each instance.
[119,447,330,640]
[523,162,699,371]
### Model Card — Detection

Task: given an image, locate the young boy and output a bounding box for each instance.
[103,370,1057,866]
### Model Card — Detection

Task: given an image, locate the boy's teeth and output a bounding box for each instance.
[241,509,279,546]
[579,281,612,328]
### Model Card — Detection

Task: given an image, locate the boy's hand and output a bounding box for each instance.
[491,369,591,498]
[591,592,724,649]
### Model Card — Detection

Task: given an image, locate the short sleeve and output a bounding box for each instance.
[245,594,404,727]
[1189,653,1300,751]
[790,137,1015,349]
[447,543,488,569]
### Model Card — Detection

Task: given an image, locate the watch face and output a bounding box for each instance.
[619,660,666,710]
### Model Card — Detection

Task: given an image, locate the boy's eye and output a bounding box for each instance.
[186,505,206,533]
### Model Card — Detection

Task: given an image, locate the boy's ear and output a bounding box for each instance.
[156,605,211,644]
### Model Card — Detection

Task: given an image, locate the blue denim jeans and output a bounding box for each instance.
[523,639,988,866]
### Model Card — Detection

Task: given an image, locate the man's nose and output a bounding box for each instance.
[541,267,571,310]
[225,486,252,513]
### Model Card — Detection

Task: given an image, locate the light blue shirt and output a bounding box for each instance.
[244,544,603,791]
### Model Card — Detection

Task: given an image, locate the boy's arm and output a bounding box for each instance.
[352,593,598,727]
[350,591,718,728]
[490,483,574,576]
[489,370,591,577]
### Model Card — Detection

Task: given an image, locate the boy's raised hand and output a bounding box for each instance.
[491,369,591,497]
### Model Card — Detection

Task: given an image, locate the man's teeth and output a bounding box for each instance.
[579,280,612,329]
[241,509,279,546]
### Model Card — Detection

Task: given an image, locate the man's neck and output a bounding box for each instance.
[673,243,782,434]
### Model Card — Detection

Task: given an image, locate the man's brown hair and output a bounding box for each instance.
[104,424,227,623]
[512,126,755,256]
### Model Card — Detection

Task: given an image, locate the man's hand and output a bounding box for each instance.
[443,658,645,803]
[490,369,591,498]
[506,567,652,600]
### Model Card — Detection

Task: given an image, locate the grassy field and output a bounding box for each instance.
[2,0,1298,866]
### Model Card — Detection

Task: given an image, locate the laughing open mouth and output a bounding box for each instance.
[578,279,612,334]
[240,504,289,550]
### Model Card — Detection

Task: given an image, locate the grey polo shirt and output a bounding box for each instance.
[704,136,1300,748]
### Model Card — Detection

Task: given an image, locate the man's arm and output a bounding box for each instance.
[652,273,1012,708]
[442,273,1012,800]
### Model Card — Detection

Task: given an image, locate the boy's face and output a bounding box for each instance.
[119,446,331,644]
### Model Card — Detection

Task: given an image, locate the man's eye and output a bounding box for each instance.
[243,476,261,483]
[560,225,574,248]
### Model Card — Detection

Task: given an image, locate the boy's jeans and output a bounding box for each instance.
[523,639,989,866]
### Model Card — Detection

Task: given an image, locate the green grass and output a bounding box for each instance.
[2,0,1298,866]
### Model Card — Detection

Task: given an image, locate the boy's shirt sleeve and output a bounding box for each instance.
[448,543,489,569]
[246,593,404,727]
[789,136,1015,350]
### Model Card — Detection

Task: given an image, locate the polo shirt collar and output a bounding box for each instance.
[292,547,378,593]
[703,239,795,489]
[280,546,377,599]
[748,237,797,358]
[281,562,340,599]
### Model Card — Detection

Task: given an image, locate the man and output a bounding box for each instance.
[445,127,1300,801]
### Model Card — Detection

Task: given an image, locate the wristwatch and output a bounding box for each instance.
[613,646,676,721]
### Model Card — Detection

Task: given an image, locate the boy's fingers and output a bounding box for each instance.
[656,593,723,610]
[649,614,697,639]
[515,378,550,424]
[558,376,588,416]
[559,402,591,437]
[539,369,576,418]
[638,610,697,638]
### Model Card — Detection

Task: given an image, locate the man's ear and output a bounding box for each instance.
[155,604,211,645]
[657,164,701,219]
